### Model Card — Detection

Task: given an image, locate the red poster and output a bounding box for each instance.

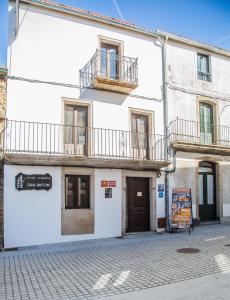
[109,181,116,187]
[101,180,108,187]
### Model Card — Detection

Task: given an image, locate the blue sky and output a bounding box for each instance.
[0,0,230,67]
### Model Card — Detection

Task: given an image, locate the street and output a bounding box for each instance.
[1,224,230,299]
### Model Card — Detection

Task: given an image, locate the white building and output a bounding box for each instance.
[2,0,230,249]
[4,0,169,248]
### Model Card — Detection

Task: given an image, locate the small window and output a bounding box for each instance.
[197,53,211,82]
[65,175,90,209]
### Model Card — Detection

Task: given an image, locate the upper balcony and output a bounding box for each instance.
[0,120,170,171]
[169,118,230,155]
[80,49,138,94]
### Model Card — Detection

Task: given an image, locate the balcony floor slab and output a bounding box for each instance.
[3,154,170,171]
[171,141,230,156]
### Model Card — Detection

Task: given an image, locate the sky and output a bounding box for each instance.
[0,0,230,67]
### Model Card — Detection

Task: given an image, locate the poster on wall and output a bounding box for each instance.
[171,188,192,230]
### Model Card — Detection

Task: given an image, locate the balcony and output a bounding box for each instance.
[1,120,170,171]
[80,49,138,93]
[198,71,211,82]
[169,118,230,155]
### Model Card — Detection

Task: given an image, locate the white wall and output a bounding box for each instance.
[4,165,123,248]
[7,3,164,135]
[167,41,230,126]
[94,169,122,238]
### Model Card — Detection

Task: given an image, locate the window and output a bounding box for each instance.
[65,175,90,209]
[197,53,211,82]
[131,113,149,159]
[64,104,88,155]
[100,43,119,79]
[200,102,214,144]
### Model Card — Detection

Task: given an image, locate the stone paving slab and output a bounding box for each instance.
[0,224,230,299]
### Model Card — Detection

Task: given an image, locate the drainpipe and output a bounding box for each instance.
[15,0,20,36]
[160,34,171,231]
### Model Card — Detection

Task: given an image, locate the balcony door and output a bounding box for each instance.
[131,114,149,159]
[64,105,88,155]
[199,161,217,221]
[200,102,214,144]
[100,43,119,79]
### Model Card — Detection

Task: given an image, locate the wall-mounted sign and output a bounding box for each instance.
[137,192,142,197]
[158,192,164,198]
[158,184,164,192]
[105,188,112,198]
[109,180,116,187]
[15,173,52,191]
[101,180,116,188]
[101,180,108,187]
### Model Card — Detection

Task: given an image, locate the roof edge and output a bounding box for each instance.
[11,0,230,58]
[157,31,230,58]
[17,0,159,38]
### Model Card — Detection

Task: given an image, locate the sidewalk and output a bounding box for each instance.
[0,224,230,299]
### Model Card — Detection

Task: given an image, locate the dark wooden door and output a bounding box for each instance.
[199,162,216,221]
[127,177,150,232]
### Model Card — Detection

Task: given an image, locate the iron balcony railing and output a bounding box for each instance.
[1,120,168,162]
[169,118,230,147]
[80,49,138,88]
[198,71,211,82]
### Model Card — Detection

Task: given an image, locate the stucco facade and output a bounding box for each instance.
[3,0,230,248]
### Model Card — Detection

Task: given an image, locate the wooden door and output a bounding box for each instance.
[127,177,150,232]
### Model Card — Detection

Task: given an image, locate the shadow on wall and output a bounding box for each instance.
[80,88,128,105]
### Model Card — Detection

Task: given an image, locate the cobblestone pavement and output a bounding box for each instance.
[1,224,230,299]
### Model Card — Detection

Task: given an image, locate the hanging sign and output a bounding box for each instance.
[171,188,192,229]
[15,173,52,191]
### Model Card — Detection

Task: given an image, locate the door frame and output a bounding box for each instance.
[198,161,217,221]
[122,170,157,234]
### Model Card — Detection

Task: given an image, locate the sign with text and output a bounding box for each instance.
[101,180,116,187]
[109,181,116,187]
[15,173,52,191]
[101,180,108,187]
[171,188,192,228]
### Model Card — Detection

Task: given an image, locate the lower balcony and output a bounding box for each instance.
[1,120,170,171]
[169,118,230,155]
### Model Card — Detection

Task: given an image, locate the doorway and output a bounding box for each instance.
[198,161,217,221]
[126,177,150,232]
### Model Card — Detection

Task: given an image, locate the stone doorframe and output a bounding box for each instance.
[121,170,157,234]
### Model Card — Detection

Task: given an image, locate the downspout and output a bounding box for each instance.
[161,35,171,231]
[158,34,177,231]
[15,0,20,36]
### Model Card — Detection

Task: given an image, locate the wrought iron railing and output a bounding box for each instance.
[169,118,230,147]
[80,49,138,88]
[198,71,211,82]
[1,120,168,161]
